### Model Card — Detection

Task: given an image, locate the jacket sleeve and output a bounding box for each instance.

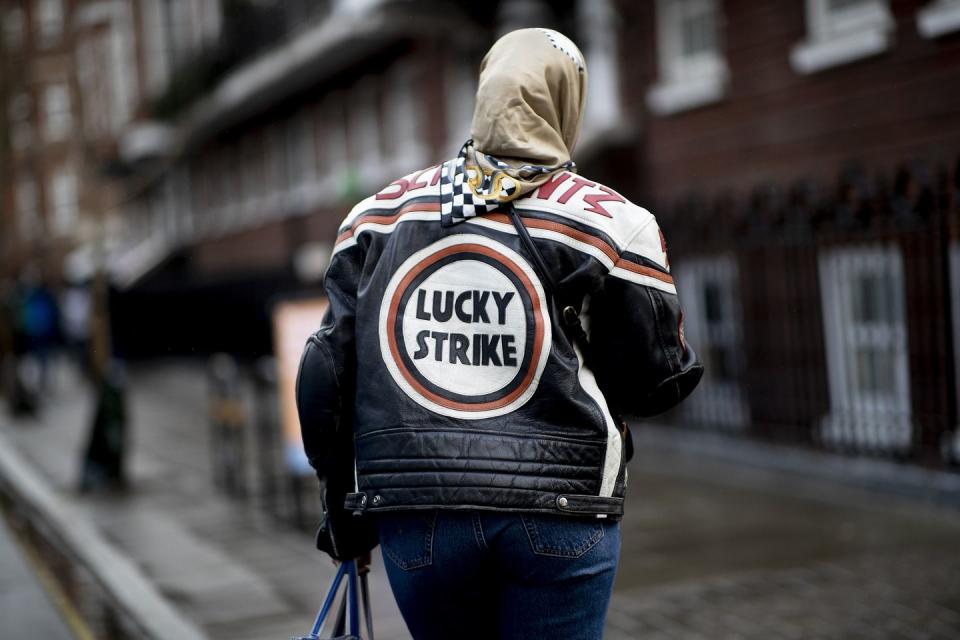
[295,245,361,477]
[588,218,703,417]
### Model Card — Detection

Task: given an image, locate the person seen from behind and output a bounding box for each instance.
[297,28,703,640]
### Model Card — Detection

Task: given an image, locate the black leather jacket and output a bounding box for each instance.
[296,164,702,521]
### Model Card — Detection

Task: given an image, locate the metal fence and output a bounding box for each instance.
[205,159,960,525]
[660,159,959,468]
[206,355,324,533]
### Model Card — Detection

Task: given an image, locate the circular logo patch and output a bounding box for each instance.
[379,234,552,419]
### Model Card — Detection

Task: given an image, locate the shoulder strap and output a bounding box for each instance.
[505,202,590,352]
[505,201,634,461]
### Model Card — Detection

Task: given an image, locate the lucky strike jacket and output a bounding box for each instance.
[296,163,702,521]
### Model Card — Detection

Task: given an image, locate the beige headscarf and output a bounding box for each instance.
[440,28,588,226]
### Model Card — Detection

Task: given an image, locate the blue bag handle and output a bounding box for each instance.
[294,559,373,640]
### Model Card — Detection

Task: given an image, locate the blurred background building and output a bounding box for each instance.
[1,0,959,467]
[3,3,960,638]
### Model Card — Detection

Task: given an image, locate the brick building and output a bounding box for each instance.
[3,0,959,464]
[622,0,960,463]
[0,0,221,279]
[104,0,629,357]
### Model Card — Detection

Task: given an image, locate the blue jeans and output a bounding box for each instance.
[377,509,620,640]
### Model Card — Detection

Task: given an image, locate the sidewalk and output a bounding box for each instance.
[0,511,75,640]
[1,361,409,640]
[3,360,960,639]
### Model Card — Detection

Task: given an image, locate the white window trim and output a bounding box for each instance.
[817,245,911,451]
[49,166,78,237]
[348,78,383,190]
[443,57,476,155]
[16,176,40,241]
[673,254,750,430]
[577,0,627,141]
[282,110,316,216]
[142,0,170,97]
[647,0,729,116]
[173,166,192,241]
[9,92,33,150]
[37,0,64,48]
[790,0,894,75]
[4,7,25,50]
[240,134,264,222]
[43,82,72,142]
[917,0,960,38]
[384,63,428,176]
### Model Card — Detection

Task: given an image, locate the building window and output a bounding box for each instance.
[266,125,286,202]
[444,58,476,155]
[76,0,136,137]
[384,64,427,175]
[577,0,625,142]
[142,0,171,97]
[285,111,316,195]
[673,255,749,429]
[17,176,41,241]
[107,5,136,131]
[49,166,78,236]
[791,0,894,74]
[197,158,216,235]
[818,246,911,451]
[333,0,384,16]
[918,0,960,38]
[43,83,72,141]
[242,131,266,216]
[347,78,382,173]
[4,7,25,50]
[647,0,728,116]
[8,92,33,150]
[319,94,348,187]
[36,0,64,47]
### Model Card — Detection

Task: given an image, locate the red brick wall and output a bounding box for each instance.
[624,0,960,208]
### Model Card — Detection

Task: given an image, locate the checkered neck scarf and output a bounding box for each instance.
[440,140,576,227]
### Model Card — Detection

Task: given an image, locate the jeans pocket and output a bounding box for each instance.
[378,511,437,570]
[521,514,605,558]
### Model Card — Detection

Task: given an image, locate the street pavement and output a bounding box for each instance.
[0,510,75,639]
[2,359,960,639]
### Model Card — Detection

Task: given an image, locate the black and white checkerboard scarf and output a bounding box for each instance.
[440,140,576,227]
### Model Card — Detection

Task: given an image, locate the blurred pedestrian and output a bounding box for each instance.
[61,280,92,377]
[297,28,702,640]
[6,267,61,414]
[0,279,17,411]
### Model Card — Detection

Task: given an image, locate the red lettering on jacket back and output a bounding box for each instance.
[557,177,596,204]
[376,178,410,200]
[535,172,572,200]
[582,185,625,218]
[376,166,442,199]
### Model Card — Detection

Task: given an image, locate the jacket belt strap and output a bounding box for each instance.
[555,494,624,515]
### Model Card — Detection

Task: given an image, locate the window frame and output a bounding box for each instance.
[673,254,750,430]
[43,82,73,142]
[36,0,64,48]
[16,175,41,241]
[646,0,729,116]
[817,245,911,451]
[48,165,78,236]
[917,0,960,39]
[790,0,894,75]
[8,91,33,150]
[4,7,25,50]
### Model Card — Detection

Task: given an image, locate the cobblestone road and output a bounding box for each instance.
[607,551,960,639]
[3,360,960,639]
